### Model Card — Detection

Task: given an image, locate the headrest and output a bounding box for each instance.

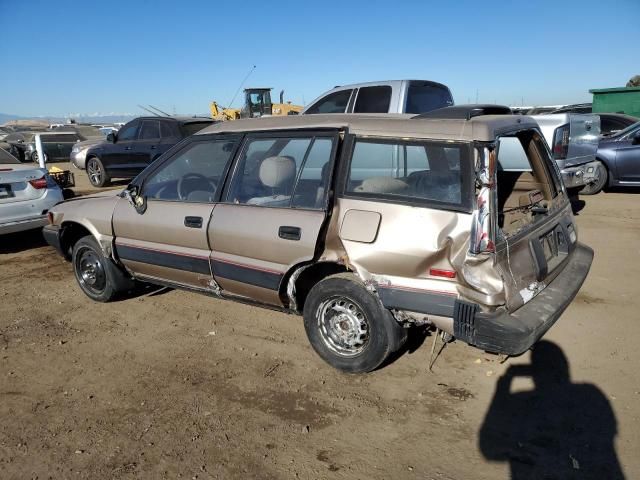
[259,156,296,188]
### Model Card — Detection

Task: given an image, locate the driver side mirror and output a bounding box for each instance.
[632,131,640,145]
[122,184,147,214]
[107,132,117,143]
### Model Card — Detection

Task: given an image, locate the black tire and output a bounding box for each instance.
[30,151,48,163]
[86,156,111,187]
[72,236,134,302]
[303,274,407,373]
[580,162,607,195]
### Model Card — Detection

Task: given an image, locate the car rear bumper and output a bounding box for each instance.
[0,187,64,235]
[453,243,594,356]
[42,224,64,255]
[560,160,601,188]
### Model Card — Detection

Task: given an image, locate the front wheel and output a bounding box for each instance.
[86,157,111,187]
[72,236,134,302]
[30,151,48,163]
[580,162,607,195]
[303,274,407,373]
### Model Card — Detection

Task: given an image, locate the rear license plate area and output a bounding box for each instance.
[529,225,569,281]
[0,184,14,199]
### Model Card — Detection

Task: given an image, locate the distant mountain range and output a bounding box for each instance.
[1,111,211,126]
[0,112,138,125]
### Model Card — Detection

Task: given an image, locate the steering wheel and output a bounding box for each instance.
[176,173,217,200]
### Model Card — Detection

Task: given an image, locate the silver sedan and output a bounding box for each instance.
[0,148,64,235]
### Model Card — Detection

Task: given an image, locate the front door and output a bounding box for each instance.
[136,119,162,168]
[209,132,338,305]
[102,120,140,177]
[112,135,240,289]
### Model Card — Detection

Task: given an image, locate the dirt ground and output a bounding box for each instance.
[1,165,639,479]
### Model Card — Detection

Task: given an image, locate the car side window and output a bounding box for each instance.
[142,138,238,203]
[160,122,174,138]
[345,138,467,207]
[139,120,161,140]
[118,122,139,141]
[226,135,334,209]
[305,90,353,114]
[353,86,392,113]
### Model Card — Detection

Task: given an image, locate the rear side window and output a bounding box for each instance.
[353,86,392,113]
[42,134,80,142]
[139,120,161,140]
[405,83,454,114]
[160,122,174,138]
[181,122,214,137]
[345,138,471,210]
[305,89,353,114]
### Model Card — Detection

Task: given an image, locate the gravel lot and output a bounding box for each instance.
[1,165,639,479]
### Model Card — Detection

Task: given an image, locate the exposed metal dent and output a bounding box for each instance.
[287,264,311,312]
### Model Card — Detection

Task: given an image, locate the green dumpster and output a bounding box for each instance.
[589,86,640,118]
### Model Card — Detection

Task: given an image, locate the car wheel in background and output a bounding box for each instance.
[303,273,407,373]
[580,161,607,195]
[86,157,111,187]
[72,235,134,302]
[30,151,48,163]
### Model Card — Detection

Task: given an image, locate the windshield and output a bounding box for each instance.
[610,121,640,139]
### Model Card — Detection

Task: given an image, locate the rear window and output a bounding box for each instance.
[305,89,353,114]
[353,86,392,113]
[181,122,214,137]
[344,138,472,210]
[405,83,454,114]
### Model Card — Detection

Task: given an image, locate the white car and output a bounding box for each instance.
[0,147,64,235]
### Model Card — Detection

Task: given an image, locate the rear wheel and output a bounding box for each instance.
[86,157,111,187]
[580,161,607,195]
[303,274,407,373]
[72,236,134,302]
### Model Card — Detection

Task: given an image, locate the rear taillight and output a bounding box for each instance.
[429,268,457,279]
[552,124,570,160]
[29,176,48,189]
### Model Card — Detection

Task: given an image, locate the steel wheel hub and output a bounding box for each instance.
[77,249,106,293]
[317,296,370,357]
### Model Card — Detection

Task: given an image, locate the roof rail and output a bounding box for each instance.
[414,104,513,120]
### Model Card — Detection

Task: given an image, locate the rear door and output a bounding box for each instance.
[209,131,338,305]
[112,135,240,289]
[493,129,577,312]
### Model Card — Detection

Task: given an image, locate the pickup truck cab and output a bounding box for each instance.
[302,80,454,115]
[43,112,592,373]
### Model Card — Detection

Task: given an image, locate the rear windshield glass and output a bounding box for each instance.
[405,83,454,114]
[181,122,214,137]
[345,138,471,210]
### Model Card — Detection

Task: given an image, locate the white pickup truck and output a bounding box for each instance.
[304,82,601,191]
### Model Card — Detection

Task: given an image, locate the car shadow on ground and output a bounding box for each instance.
[478,340,625,479]
[0,229,48,254]
[604,186,640,194]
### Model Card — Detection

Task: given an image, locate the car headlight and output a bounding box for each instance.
[72,146,80,153]
[27,144,35,152]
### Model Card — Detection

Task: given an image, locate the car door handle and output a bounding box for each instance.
[184,216,203,228]
[278,226,301,241]
[150,145,157,150]
[125,146,132,150]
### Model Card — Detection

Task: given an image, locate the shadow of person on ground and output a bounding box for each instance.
[479,341,624,479]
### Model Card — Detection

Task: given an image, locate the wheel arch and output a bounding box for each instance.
[59,221,111,261]
[282,261,352,312]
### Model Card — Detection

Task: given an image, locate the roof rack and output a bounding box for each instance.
[415,104,513,120]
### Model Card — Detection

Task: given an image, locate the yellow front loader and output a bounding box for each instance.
[210,88,302,121]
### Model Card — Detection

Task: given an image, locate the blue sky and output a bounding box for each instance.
[0,0,638,117]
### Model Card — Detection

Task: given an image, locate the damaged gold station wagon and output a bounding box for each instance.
[43,111,593,373]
